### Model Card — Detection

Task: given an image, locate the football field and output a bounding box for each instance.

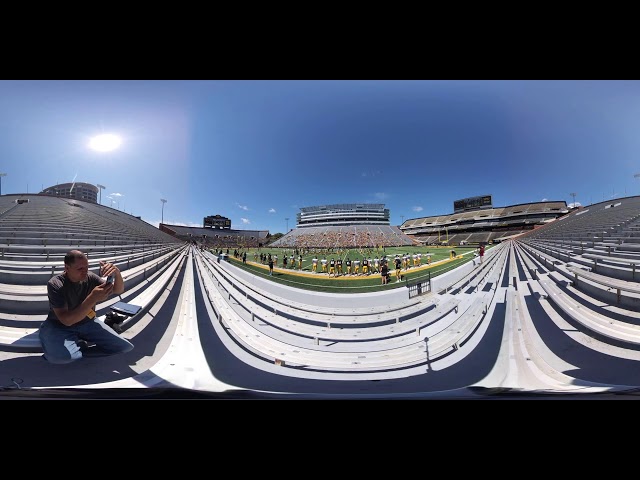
[216,244,487,293]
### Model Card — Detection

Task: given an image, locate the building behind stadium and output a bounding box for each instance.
[297,203,390,228]
[40,182,99,203]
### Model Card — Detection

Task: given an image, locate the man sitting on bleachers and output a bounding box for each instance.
[38,249,134,364]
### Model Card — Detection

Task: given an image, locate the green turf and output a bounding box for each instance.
[213,245,488,294]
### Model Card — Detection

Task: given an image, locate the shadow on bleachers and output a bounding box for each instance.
[5,194,640,396]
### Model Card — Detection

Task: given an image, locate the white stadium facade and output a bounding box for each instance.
[297,203,390,228]
[272,203,413,248]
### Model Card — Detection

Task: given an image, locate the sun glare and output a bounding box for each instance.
[88,133,122,152]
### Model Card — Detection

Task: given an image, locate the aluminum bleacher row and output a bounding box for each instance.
[3,194,640,398]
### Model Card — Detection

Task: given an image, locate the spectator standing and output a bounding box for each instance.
[395,255,402,282]
[381,262,389,285]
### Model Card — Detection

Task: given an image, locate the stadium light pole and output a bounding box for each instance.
[0,173,6,196]
[570,192,577,208]
[161,198,167,225]
[400,215,404,225]
[634,174,640,194]
[97,184,105,205]
[285,217,289,232]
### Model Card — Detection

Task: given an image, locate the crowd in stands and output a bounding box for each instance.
[164,224,264,250]
[271,225,414,249]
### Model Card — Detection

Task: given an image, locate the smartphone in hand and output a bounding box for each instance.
[106,275,114,285]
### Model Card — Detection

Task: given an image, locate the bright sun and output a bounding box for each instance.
[88,133,122,152]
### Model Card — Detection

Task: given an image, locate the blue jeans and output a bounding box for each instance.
[39,318,134,364]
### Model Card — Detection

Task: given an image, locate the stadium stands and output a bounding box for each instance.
[402,201,569,246]
[162,223,268,249]
[271,225,413,248]
[5,194,640,398]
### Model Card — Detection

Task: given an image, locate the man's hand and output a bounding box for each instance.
[99,260,125,295]
[90,281,114,303]
[100,260,120,278]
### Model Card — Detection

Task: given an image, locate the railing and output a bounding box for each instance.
[406,271,431,299]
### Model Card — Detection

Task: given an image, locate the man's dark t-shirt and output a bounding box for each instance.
[46,272,102,326]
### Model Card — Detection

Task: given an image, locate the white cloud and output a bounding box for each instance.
[241,218,250,224]
[412,206,423,212]
[541,198,548,202]
[374,192,388,200]
[236,203,249,211]
[568,202,582,208]
[111,192,124,198]
[269,208,276,213]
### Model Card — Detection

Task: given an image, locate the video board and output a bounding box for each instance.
[453,195,493,213]
[204,215,231,229]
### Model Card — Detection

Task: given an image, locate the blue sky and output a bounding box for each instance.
[1,80,639,233]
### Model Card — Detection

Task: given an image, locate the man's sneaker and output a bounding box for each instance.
[76,339,96,352]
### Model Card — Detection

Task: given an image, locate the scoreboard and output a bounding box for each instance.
[204,215,231,229]
[453,195,493,213]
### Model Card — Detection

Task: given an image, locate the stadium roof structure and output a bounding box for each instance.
[300,203,386,212]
